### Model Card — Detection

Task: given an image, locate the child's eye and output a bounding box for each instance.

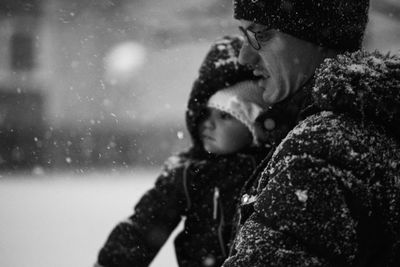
[219,111,233,120]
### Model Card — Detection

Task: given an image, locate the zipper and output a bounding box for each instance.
[213,187,219,220]
[182,162,192,210]
[213,186,227,257]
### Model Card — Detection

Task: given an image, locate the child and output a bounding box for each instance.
[95,35,271,267]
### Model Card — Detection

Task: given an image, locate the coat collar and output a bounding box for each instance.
[257,78,315,147]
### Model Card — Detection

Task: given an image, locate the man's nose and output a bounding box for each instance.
[238,44,259,66]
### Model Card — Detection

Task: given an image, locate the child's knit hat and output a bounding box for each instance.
[207,80,267,145]
[186,35,259,150]
[233,0,369,52]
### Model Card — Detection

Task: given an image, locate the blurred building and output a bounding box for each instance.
[0,0,44,169]
[0,0,398,171]
[0,0,235,171]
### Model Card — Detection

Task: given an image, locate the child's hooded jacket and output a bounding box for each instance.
[96,36,270,267]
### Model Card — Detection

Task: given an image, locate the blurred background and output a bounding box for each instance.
[0,0,399,171]
[0,0,399,266]
[0,0,240,172]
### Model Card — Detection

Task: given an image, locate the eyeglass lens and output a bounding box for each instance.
[239,26,260,50]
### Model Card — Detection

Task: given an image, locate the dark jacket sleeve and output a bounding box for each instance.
[223,158,355,267]
[223,114,366,267]
[96,155,188,267]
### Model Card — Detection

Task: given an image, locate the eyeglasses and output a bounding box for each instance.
[238,26,262,50]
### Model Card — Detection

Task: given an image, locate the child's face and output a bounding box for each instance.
[199,108,252,155]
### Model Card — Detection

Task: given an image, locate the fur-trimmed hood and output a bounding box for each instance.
[185,36,258,155]
[313,50,400,140]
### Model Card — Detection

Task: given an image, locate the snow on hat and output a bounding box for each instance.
[233,0,369,52]
[207,80,267,146]
[186,35,258,149]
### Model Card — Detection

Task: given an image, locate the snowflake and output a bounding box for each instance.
[295,189,308,203]
[348,64,366,74]
[214,57,238,68]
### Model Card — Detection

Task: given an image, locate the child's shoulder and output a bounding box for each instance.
[162,153,190,173]
[161,149,203,172]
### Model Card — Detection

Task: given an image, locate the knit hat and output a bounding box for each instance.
[186,35,259,150]
[233,0,370,52]
[207,80,267,146]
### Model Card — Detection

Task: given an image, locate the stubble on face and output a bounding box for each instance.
[239,19,325,106]
[239,20,283,105]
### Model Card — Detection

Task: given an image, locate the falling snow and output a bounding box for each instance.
[294,189,308,203]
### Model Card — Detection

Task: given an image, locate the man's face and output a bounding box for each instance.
[238,20,323,105]
[199,108,252,155]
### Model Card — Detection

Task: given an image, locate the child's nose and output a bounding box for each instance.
[201,117,215,130]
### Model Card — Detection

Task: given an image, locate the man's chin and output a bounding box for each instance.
[258,78,279,104]
[263,91,286,105]
[261,88,280,105]
[257,78,268,89]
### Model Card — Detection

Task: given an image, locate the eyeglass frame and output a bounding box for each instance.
[238,26,262,51]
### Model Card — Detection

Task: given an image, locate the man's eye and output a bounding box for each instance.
[256,31,274,43]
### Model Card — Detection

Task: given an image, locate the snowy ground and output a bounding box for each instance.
[0,168,182,267]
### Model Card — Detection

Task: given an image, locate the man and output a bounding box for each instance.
[223,0,400,266]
